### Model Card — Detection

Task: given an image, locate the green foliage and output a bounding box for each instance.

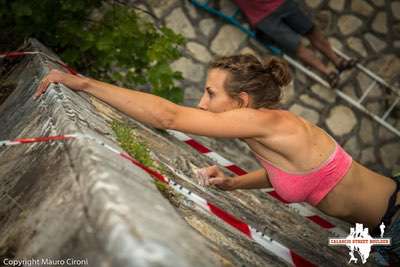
[111,120,176,198]
[154,180,169,193]
[0,0,185,103]
[111,120,155,168]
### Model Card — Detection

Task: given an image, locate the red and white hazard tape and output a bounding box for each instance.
[0,135,75,147]
[0,51,78,75]
[0,50,344,236]
[166,130,346,236]
[0,134,316,266]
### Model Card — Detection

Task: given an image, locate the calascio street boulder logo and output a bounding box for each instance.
[329,223,391,264]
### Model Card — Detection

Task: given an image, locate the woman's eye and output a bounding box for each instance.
[205,87,214,98]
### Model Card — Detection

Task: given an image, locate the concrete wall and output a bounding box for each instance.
[0,39,218,267]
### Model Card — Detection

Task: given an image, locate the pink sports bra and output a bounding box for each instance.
[252,140,353,206]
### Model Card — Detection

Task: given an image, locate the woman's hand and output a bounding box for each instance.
[195,165,236,190]
[34,69,86,100]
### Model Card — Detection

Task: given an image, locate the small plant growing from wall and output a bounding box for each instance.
[111,120,181,206]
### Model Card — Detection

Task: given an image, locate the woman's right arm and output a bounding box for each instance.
[232,168,272,190]
[198,165,272,190]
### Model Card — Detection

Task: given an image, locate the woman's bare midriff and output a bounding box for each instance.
[316,161,397,229]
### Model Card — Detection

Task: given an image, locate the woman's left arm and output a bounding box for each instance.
[34,70,279,139]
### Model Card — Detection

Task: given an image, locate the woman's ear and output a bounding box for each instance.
[238,92,251,108]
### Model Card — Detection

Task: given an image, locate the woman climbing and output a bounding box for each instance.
[34,54,398,265]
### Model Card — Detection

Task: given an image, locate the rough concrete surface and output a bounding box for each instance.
[0,40,218,267]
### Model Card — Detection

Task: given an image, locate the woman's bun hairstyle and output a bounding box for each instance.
[263,57,292,87]
[209,54,292,109]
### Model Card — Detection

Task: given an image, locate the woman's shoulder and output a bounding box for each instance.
[258,109,305,130]
[256,108,291,120]
[247,109,308,145]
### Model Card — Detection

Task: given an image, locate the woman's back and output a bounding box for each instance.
[245,109,397,228]
[244,109,336,173]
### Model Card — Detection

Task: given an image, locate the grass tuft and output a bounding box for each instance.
[111,120,181,205]
[111,120,156,169]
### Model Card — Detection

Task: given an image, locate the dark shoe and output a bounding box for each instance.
[326,72,339,88]
[337,58,358,72]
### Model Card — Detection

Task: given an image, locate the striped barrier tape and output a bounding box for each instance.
[0,135,76,147]
[0,134,316,266]
[166,130,346,236]
[0,51,78,75]
[1,50,344,236]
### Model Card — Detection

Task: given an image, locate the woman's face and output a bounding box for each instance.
[197,68,240,113]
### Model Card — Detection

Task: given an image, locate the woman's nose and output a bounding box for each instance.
[197,94,208,110]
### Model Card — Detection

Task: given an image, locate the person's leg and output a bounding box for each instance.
[283,5,357,73]
[305,26,342,67]
[255,4,334,77]
[256,23,339,86]
[296,40,339,87]
[275,1,339,86]
[305,26,358,72]
[296,40,332,76]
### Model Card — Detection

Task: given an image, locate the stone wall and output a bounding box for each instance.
[137,0,400,176]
